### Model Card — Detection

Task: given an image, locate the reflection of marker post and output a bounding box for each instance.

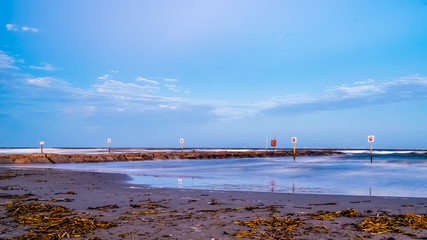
[180,139,184,153]
[108,139,111,154]
[292,137,297,161]
[368,136,374,163]
[40,141,44,154]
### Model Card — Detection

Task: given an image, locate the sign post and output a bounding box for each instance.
[180,139,184,153]
[40,141,44,154]
[368,136,374,163]
[292,137,297,161]
[271,137,277,152]
[108,139,111,154]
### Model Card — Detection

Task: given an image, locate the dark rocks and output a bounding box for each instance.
[0,150,341,164]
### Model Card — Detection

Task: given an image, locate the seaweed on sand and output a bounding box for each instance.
[359,213,427,235]
[313,208,360,220]
[6,201,116,240]
[234,217,302,239]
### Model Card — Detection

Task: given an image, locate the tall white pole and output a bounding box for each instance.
[266,137,268,151]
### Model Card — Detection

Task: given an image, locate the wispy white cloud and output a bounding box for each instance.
[97,74,113,80]
[6,24,39,32]
[0,50,18,69]
[22,26,39,32]
[30,62,57,71]
[95,79,160,96]
[6,24,18,31]
[136,76,159,85]
[263,75,427,116]
[26,77,63,87]
[198,75,427,120]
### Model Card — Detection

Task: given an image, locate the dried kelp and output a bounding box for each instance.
[235,229,257,238]
[235,217,300,239]
[259,227,294,240]
[7,201,72,216]
[6,201,116,239]
[238,217,301,230]
[395,213,427,229]
[313,209,360,220]
[359,213,426,235]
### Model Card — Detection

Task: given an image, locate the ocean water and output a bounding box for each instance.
[3,149,427,198]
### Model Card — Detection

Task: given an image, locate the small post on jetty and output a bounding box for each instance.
[108,138,111,154]
[39,141,44,154]
[180,138,184,153]
[368,135,374,163]
[292,137,297,161]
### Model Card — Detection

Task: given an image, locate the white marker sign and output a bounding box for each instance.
[108,139,111,144]
[292,137,297,143]
[180,139,184,144]
[368,136,374,142]
[40,141,44,145]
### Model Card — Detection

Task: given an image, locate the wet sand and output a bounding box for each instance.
[0,167,426,240]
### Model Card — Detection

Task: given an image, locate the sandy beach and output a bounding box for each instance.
[0,167,426,240]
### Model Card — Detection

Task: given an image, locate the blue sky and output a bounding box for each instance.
[1,0,427,148]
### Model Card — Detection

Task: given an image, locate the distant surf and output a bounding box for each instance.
[6,149,427,198]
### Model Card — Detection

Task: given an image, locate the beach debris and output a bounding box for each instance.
[359,213,427,235]
[37,198,74,202]
[130,203,167,209]
[6,201,116,239]
[309,202,337,206]
[0,193,35,199]
[208,199,220,205]
[306,224,330,234]
[55,191,77,195]
[88,204,119,211]
[0,174,17,180]
[313,209,360,219]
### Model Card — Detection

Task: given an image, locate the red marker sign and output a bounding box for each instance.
[271,140,277,147]
[180,139,184,144]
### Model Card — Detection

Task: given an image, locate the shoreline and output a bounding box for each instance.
[1,167,426,239]
[0,150,340,164]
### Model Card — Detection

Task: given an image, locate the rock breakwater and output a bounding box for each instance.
[0,150,340,164]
